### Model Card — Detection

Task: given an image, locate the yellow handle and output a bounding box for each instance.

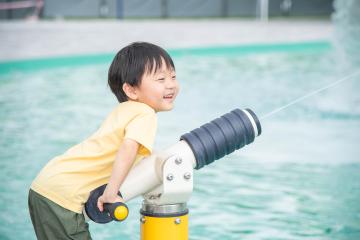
[113,204,129,221]
[104,202,129,222]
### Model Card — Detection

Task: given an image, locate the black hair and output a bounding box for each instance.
[108,42,175,103]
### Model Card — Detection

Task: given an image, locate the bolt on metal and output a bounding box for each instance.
[167,174,174,181]
[184,172,191,180]
[175,157,182,165]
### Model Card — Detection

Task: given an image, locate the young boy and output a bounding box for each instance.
[28,42,179,239]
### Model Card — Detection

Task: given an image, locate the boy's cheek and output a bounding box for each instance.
[173,90,179,100]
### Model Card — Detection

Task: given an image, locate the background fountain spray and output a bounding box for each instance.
[332,0,360,68]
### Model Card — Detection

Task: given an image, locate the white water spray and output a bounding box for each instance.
[260,70,360,120]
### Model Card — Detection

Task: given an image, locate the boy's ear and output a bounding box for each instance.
[122,83,138,100]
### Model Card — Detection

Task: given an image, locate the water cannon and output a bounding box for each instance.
[84,108,261,239]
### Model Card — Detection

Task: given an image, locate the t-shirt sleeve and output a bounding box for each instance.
[124,112,157,155]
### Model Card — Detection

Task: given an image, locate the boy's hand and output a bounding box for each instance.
[97,194,124,212]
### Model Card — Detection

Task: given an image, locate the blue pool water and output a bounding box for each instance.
[0,46,359,239]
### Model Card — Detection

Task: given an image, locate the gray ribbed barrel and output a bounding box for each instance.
[180,108,261,170]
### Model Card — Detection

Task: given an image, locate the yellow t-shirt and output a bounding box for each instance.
[31,101,157,213]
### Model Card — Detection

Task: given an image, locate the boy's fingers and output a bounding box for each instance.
[96,195,124,212]
[97,198,103,212]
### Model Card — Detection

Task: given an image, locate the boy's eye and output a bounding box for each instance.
[172,75,176,79]
[157,78,165,81]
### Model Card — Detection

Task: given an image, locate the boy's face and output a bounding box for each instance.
[133,59,179,112]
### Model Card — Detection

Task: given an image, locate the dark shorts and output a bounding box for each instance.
[28,189,92,240]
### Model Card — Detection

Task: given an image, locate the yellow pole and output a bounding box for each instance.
[140,203,188,240]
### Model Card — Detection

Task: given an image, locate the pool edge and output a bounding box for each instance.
[0,41,332,75]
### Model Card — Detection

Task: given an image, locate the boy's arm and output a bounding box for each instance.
[97,138,139,212]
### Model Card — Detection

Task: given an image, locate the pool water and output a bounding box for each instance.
[0,48,359,239]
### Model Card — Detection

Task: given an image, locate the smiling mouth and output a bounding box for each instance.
[163,93,174,100]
